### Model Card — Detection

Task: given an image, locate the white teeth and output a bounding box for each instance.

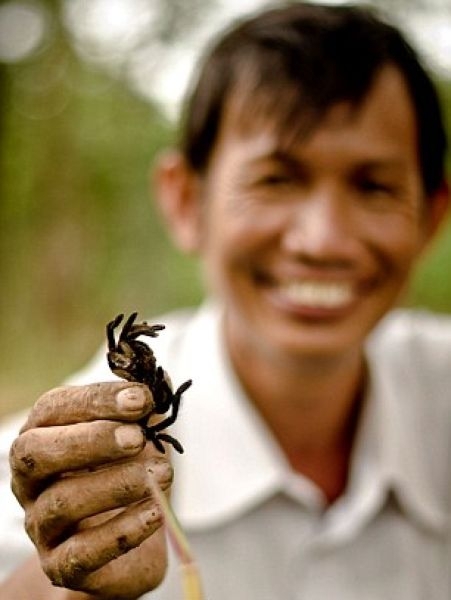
[282,281,353,308]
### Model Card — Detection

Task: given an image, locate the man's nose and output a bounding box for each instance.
[281,191,357,262]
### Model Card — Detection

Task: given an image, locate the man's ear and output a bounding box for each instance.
[424,181,450,243]
[153,150,203,254]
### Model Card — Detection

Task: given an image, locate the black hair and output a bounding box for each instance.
[180,2,447,197]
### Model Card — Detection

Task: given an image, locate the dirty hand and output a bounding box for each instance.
[9,381,172,599]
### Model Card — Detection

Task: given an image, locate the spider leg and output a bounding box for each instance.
[155,432,184,454]
[175,379,193,397]
[127,323,165,341]
[106,313,124,350]
[150,378,192,432]
[145,429,166,454]
[118,312,139,343]
[144,424,184,454]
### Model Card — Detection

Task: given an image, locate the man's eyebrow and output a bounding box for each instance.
[248,148,302,169]
[352,158,410,172]
[248,148,409,173]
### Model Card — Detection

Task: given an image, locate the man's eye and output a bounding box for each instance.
[256,173,293,186]
[357,179,393,195]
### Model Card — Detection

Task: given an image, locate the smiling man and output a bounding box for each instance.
[1,3,450,599]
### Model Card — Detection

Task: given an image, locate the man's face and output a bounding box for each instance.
[194,66,436,364]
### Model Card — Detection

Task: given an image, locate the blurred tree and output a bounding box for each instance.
[0,0,208,415]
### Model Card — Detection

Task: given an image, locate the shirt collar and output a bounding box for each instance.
[171,303,448,535]
[360,333,449,534]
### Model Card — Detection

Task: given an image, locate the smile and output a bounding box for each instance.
[279,280,354,309]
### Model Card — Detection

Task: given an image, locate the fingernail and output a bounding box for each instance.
[116,386,147,412]
[115,425,144,450]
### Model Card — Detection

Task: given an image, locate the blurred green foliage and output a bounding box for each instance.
[408,81,451,311]
[0,0,450,417]
[0,27,203,416]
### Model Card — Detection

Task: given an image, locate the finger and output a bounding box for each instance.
[41,497,164,590]
[10,421,145,504]
[28,457,172,547]
[22,383,154,431]
[79,531,168,597]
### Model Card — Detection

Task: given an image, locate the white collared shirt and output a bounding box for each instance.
[0,302,450,598]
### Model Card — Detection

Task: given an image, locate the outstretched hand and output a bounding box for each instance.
[9,381,172,599]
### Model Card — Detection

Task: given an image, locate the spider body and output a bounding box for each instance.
[106,312,191,453]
